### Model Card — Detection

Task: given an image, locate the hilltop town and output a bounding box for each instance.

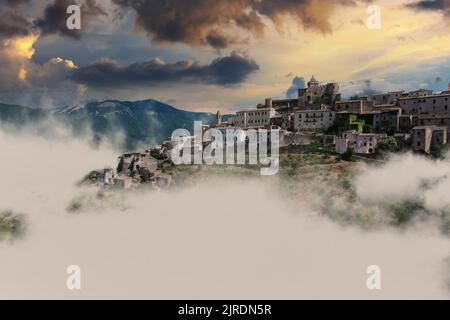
[86,76,450,190]
[226,75,450,156]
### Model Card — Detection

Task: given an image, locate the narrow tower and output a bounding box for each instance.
[216,110,222,126]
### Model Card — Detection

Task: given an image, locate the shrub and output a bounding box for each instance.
[163,142,174,151]
[376,137,398,153]
[340,148,353,161]
[0,210,25,238]
[150,148,168,160]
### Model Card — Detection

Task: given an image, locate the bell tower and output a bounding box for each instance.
[216,110,222,126]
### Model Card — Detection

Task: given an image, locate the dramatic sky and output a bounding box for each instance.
[1,0,450,112]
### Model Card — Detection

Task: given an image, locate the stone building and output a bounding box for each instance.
[297,76,340,107]
[114,176,133,190]
[293,109,336,132]
[262,98,299,112]
[411,126,447,154]
[370,91,404,106]
[260,76,340,113]
[417,114,450,128]
[100,168,114,186]
[398,93,450,115]
[336,131,386,154]
[334,99,367,113]
[117,152,147,173]
[372,107,402,132]
[281,112,295,131]
[231,108,276,128]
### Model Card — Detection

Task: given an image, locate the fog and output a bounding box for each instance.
[356,153,450,212]
[0,126,449,299]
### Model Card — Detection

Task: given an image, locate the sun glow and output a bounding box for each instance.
[4,34,38,59]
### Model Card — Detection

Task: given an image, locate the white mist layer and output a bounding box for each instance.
[355,154,450,211]
[0,128,449,299]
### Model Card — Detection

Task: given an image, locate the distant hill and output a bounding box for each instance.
[0,99,228,150]
[0,103,48,123]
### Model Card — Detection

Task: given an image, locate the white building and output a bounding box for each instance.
[100,168,114,186]
[293,110,336,132]
[231,108,276,128]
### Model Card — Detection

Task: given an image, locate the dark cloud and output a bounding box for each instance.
[351,79,380,97]
[407,0,450,15]
[34,0,106,39]
[69,52,260,88]
[0,0,30,7]
[206,31,230,50]
[286,76,305,99]
[35,0,79,39]
[112,0,366,49]
[0,9,34,37]
[0,0,34,37]
[361,79,379,96]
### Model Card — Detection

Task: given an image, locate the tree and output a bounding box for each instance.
[432,143,449,158]
[349,95,360,101]
[313,96,324,105]
[150,148,168,160]
[163,142,174,151]
[376,137,398,153]
[363,124,374,134]
[341,148,354,161]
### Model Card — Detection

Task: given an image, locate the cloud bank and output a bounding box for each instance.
[113,0,369,49]
[0,125,449,299]
[286,76,306,99]
[70,52,260,88]
[34,0,107,39]
[407,0,450,17]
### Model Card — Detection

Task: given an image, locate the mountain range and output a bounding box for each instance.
[0,99,227,150]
